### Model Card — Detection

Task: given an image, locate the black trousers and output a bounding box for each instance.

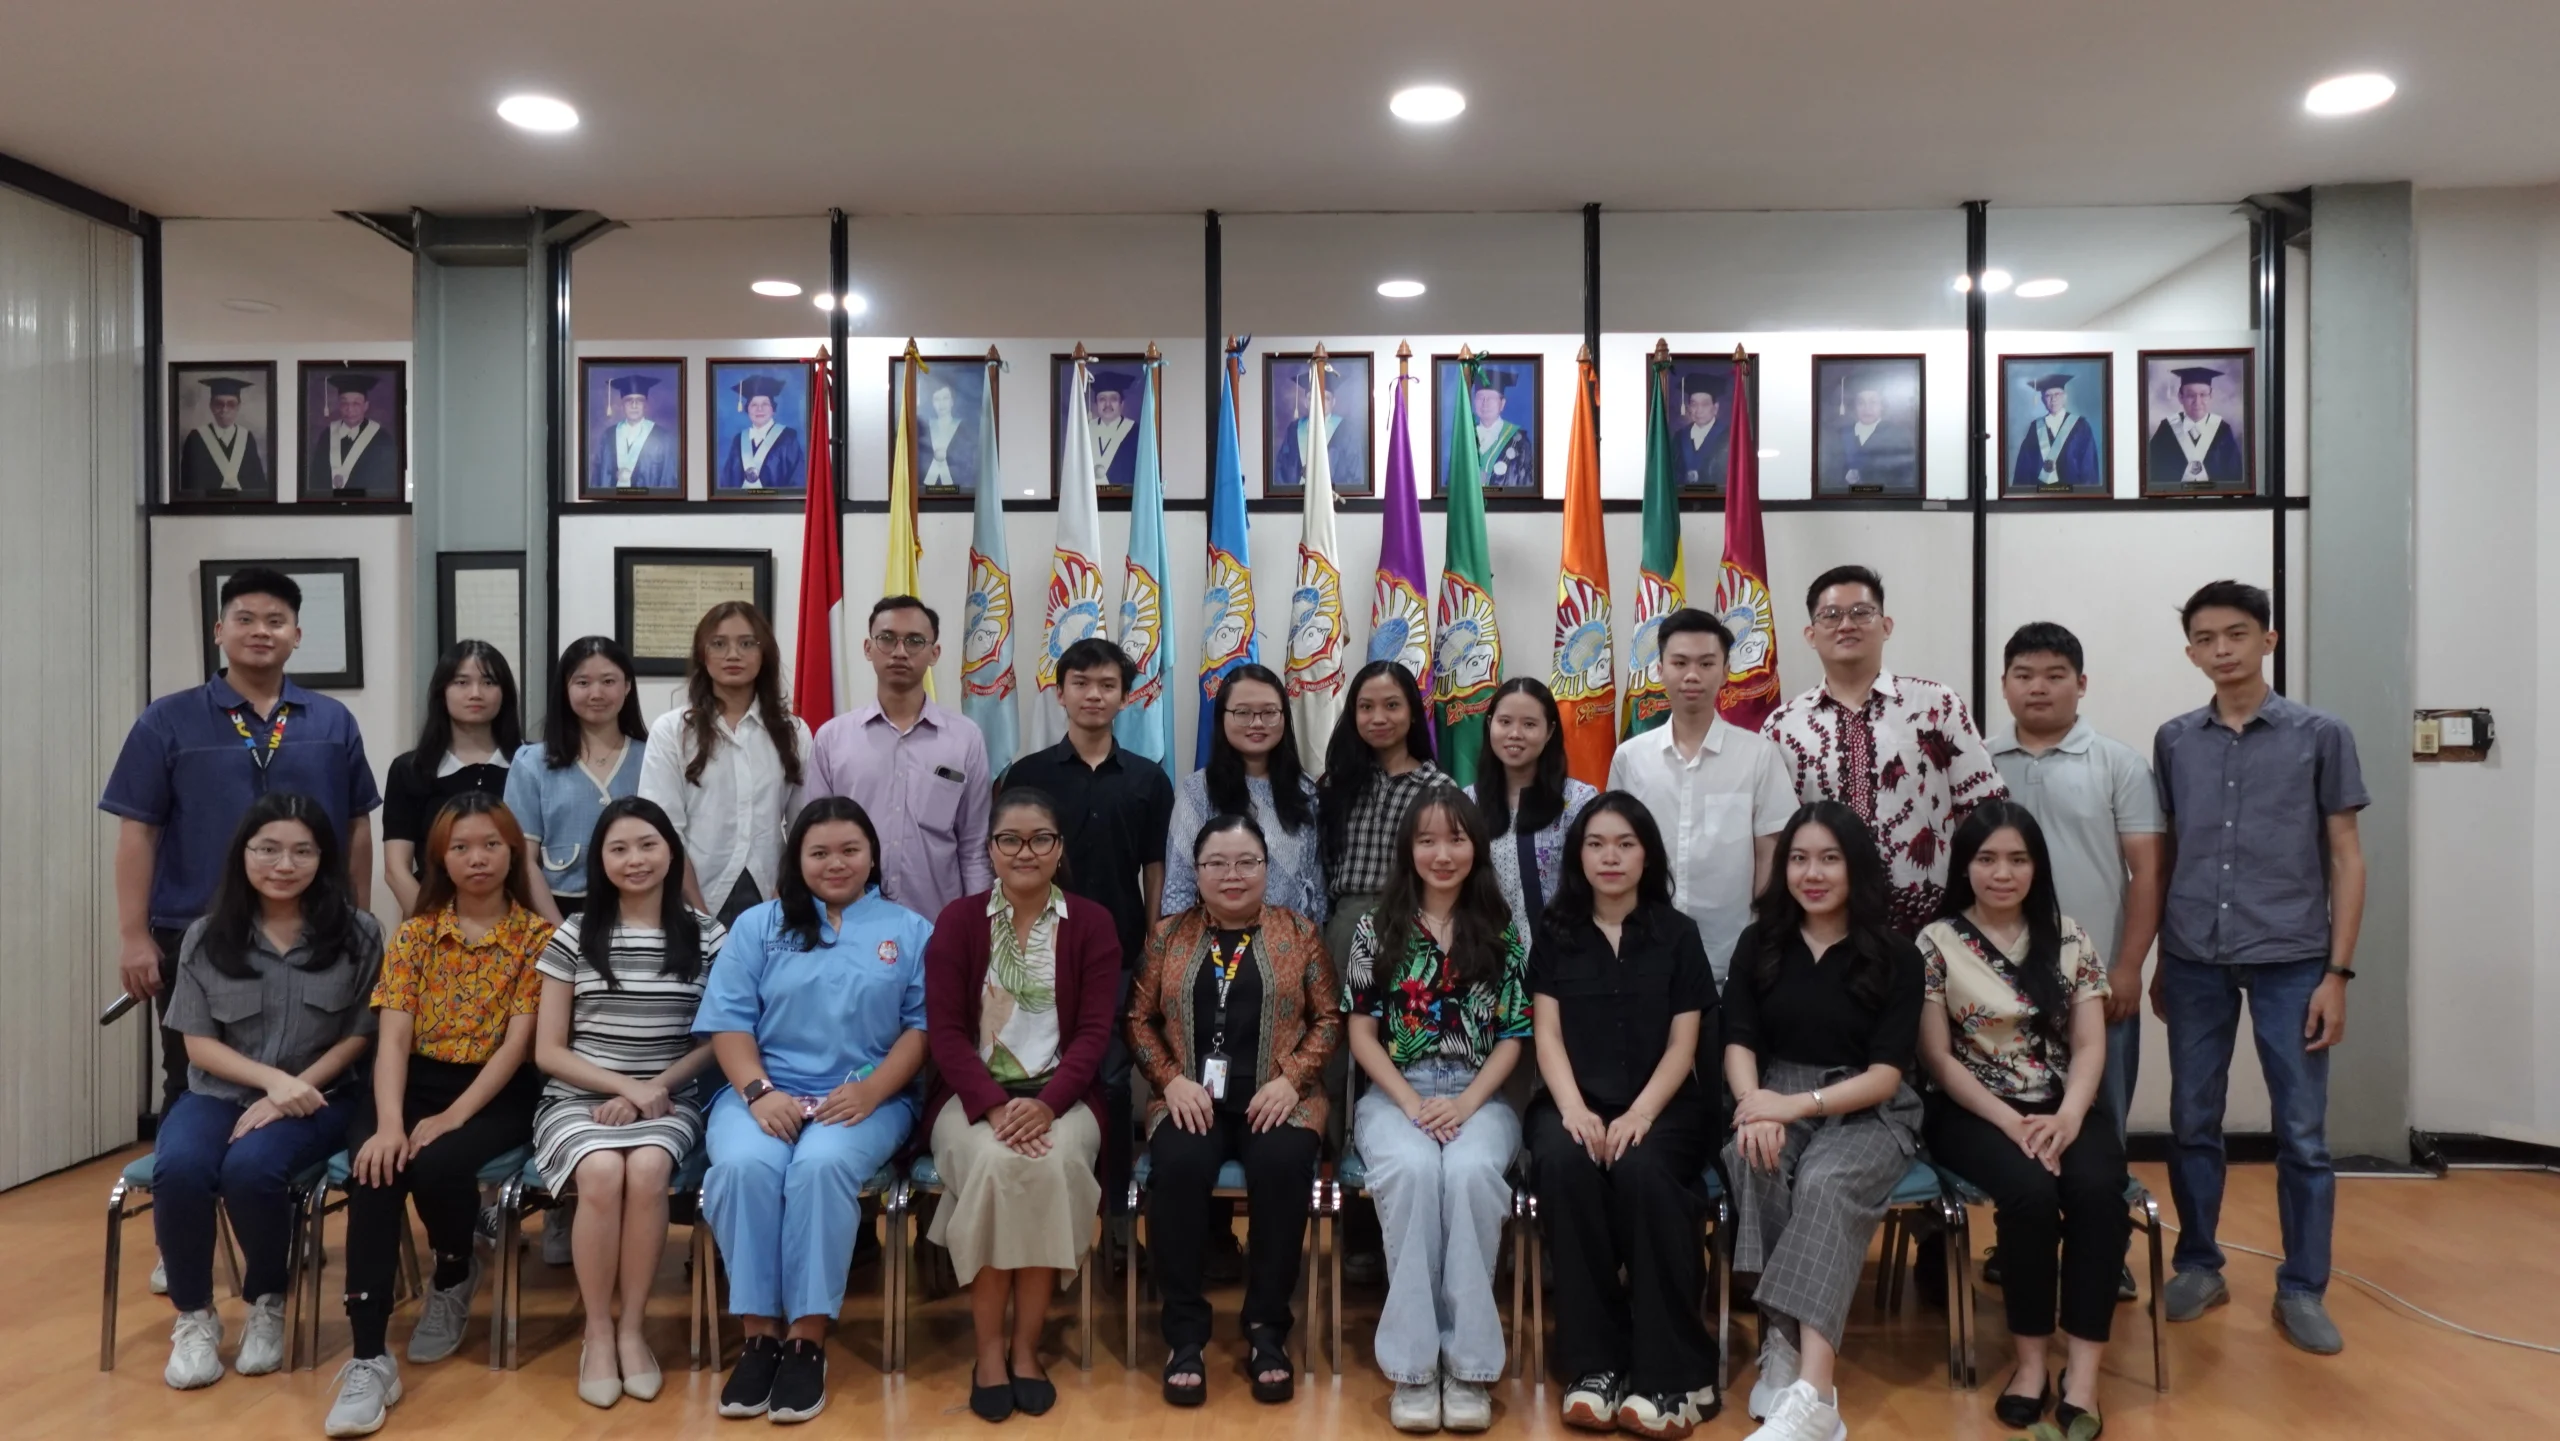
[1923,1092,2129,1343]
[151,925,190,1118]
[1527,1095,1718,1394]
[342,1056,539,1357]
[1145,1112,1319,1351]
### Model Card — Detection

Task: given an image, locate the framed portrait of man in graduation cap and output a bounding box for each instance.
[1432,353,1542,493]
[168,361,277,503]
[1050,351,1157,499]
[1663,352,1759,496]
[1811,354,1924,497]
[1999,353,2113,497]
[2139,349,2254,496]
[295,360,406,503]
[707,358,814,499]
[1262,351,1374,498]
[578,358,687,500]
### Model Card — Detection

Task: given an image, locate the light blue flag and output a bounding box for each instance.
[1115,357,1173,773]
[1194,342,1258,767]
[961,354,1020,772]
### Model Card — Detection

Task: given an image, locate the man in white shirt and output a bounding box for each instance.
[1606,609,1798,984]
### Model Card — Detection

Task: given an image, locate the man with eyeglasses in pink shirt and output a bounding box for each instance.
[807,596,993,920]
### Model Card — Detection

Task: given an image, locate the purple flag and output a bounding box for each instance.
[1367,367,1431,688]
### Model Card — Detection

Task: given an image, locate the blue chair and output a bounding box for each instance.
[1866,1156,1974,1387]
[1505,1158,1732,1392]
[903,1153,1094,1373]
[1325,1144,1539,1381]
[1124,1150,1319,1377]
[101,1150,342,1372]
[489,1145,738,1371]
[1922,1167,2169,1393]
[297,1144,534,1370]
[672,1153,901,1374]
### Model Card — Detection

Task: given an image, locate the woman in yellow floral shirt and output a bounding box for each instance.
[325,792,551,1439]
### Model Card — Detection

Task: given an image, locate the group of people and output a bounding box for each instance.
[101,559,2366,1441]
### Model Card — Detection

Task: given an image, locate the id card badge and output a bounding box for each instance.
[1202,1056,1229,1100]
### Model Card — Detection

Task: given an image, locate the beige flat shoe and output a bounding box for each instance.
[576,1345,622,1409]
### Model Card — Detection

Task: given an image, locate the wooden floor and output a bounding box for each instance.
[11,1148,2557,1439]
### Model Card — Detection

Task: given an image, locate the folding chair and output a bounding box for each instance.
[1124,1151,1321,1377]
[101,1153,245,1370]
[1866,1156,1979,1388]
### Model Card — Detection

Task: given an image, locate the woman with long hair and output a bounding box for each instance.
[382,640,521,916]
[1721,802,1925,1441]
[638,602,810,925]
[697,797,932,1424]
[1471,677,1595,940]
[154,793,382,1391]
[1917,801,2125,1436]
[327,793,551,1438]
[530,796,725,1408]
[1528,793,1722,1438]
[1316,660,1443,960]
[1342,787,1529,1433]
[1160,664,1326,925]
[506,636,648,926]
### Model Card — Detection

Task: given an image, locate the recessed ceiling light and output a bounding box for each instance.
[1389,85,1466,123]
[1758,449,1781,459]
[496,94,579,133]
[2305,73,2395,116]
[2013,278,2069,299]
[220,297,278,314]
[751,279,803,298]
[1376,279,1426,299]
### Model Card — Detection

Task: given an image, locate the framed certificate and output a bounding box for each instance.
[436,551,526,682]
[613,547,776,676]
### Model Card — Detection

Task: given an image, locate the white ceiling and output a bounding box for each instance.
[8,0,2556,220]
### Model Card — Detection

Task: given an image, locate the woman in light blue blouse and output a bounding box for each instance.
[1470,679,1596,941]
[1162,666,1327,925]
[506,637,649,925]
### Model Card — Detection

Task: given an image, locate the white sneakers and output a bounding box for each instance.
[1743,1380,1846,1441]
[1442,1376,1494,1432]
[324,1355,403,1437]
[164,1309,224,1389]
[149,1258,169,1295]
[1390,1379,1442,1432]
[1749,1322,1801,1420]
[237,1294,287,1376]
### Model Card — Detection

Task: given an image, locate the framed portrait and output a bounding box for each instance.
[1432,353,1542,494]
[168,361,278,503]
[436,551,525,683]
[294,360,406,503]
[1811,354,1925,497]
[1999,354,2114,497]
[613,547,777,677]
[892,354,999,497]
[706,358,815,499]
[578,358,687,500]
[2138,349,2255,497]
[1261,351,1375,497]
[198,557,364,690]
[1050,352,1157,499]
[1660,352,1760,496]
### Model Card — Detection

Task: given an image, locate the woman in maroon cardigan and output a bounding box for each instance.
[924,787,1123,1424]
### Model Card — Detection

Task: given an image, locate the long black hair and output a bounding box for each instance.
[542,635,646,769]
[683,601,802,788]
[1939,800,2072,1053]
[1749,801,1900,1008]
[1471,676,1569,839]
[774,796,887,950]
[413,639,522,766]
[1541,790,1675,938]
[199,792,358,980]
[1204,664,1313,833]
[575,796,706,988]
[1320,659,1436,868]
[1371,786,1513,992]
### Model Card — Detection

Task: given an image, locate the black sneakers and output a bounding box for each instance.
[718,1335,783,1419]
[1561,1371,1624,1431]
[768,1339,828,1424]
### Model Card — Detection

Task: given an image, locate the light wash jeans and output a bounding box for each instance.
[1353,1057,1520,1385]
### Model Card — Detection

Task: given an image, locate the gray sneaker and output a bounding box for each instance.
[2273,1292,2344,1354]
[2162,1269,2229,1322]
[324,1355,402,1437]
[405,1255,480,1363]
[236,1293,288,1376]
[1748,1319,1800,1419]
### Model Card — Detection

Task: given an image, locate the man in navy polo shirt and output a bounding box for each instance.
[102,566,381,1119]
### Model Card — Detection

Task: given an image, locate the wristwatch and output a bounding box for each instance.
[741,1078,777,1104]
[2324,965,2357,981]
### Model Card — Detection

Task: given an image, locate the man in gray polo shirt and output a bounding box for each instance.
[2151,580,2367,1357]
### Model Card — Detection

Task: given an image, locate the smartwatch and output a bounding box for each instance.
[741,1078,777,1105]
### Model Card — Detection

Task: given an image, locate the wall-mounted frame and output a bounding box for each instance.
[436,551,526,684]
[613,547,776,677]
[578,358,688,500]
[1999,353,2114,497]
[168,361,278,504]
[1261,350,1375,498]
[198,557,364,689]
[294,360,408,504]
[1811,353,1925,498]
[1051,351,1158,500]
[893,353,1000,497]
[2137,347,2256,498]
[1661,351,1761,497]
[1431,353,1543,494]
[706,358,815,499]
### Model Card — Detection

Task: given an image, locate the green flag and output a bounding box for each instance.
[1432,354,1503,786]
[1623,351,1687,737]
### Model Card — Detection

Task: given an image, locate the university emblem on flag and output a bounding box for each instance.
[1433,575,1501,721]
[1197,547,1255,694]
[1040,549,1106,688]
[1550,572,1615,705]
[1119,561,1165,706]
[1369,574,1430,679]
[1286,546,1346,700]
[1713,560,1779,700]
[963,550,1015,699]
[1628,571,1679,686]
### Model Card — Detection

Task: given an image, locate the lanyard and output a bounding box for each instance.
[1207,929,1251,1057]
[229,702,292,775]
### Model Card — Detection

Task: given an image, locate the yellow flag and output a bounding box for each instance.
[888,341,932,695]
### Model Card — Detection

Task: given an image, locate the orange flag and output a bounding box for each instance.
[1548,347,1617,785]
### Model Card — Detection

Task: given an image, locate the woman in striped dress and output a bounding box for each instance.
[531,797,725,1408]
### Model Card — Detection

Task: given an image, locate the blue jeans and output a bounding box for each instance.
[1352,1058,1519,1385]
[152,1087,357,1313]
[2159,954,2332,1296]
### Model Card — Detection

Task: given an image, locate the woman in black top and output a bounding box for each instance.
[383,640,521,916]
[1719,801,1923,1441]
[1527,793,1721,1440]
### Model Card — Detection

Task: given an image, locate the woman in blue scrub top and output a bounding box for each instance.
[506,637,650,925]
[695,797,931,1424]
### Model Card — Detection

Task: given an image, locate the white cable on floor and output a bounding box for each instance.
[2155,1220,2560,1356]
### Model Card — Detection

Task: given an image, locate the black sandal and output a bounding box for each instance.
[1245,1325,1294,1405]
[1162,1344,1208,1407]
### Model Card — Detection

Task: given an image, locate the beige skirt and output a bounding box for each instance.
[926,1098,1103,1283]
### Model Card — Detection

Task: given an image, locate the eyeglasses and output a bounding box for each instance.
[1197,856,1267,876]
[1812,604,1882,630]
[706,635,762,656]
[870,632,933,655]
[1226,706,1283,725]
[246,842,321,865]
[991,832,1062,858]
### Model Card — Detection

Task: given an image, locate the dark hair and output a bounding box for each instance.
[1472,677,1568,839]
[775,796,887,950]
[1056,635,1135,689]
[413,792,536,920]
[541,636,646,769]
[576,797,705,987]
[2179,579,2271,634]
[684,601,803,789]
[1803,564,1885,618]
[412,640,522,771]
[199,793,356,981]
[1371,787,1513,992]
[218,566,302,616]
[867,594,941,639]
[990,785,1073,887]
[1320,660,1436,869]
[1190,811,1269,864]
[1541,791,1674,937]
[1656,607,1736,657]
[2002,621,2085,675]
[1748,801,1900,1008]
[1206,664,1313,833]
[1938,800,2072,1054]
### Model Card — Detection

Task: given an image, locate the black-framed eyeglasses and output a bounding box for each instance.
[991,832,1062,858]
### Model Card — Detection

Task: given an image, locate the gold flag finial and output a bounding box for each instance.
[1146,340,1161,361]
[1577,342,1592,363]
[1651,338,1670,362]
[1396,340,1413,372]
[1732,343,1748,363]
[1072,342,1089,363]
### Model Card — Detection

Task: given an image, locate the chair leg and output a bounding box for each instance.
[1871,1211,1896,1313]
[1508,1190,1525,1381]
[301,1183,333,1370]
[1123,1181,1140,1377]
[216,1202,246,1300]
[490,1177,518,1370]
[1327,1183,1344,1379]
[2142,1192,2169,1393]
[1078,1214,1095,1373]
[1527,1194,1545,1388]
[1942,1198,1976,1390]
[101,1178,132,1371]
[282,1189,306,1372]
[1299,1180,1319,1378]
[874,1192,895,1374]
[1713,1196,1732,1397]
[398,1222,422,1302]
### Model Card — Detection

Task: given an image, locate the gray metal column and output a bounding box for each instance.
[2305,182,2414,1163]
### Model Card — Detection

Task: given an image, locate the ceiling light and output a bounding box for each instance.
[496,94,579,133]
[813,292,869,316]
[220,298,278,314]
[2305,73,2395,116]
[2013,278,2069,299]
[1376,279,1426,299]
[1758,449,1780,458]
[751,279,803,298]
[1951,268,2014,295]
[1389,85,1466,123]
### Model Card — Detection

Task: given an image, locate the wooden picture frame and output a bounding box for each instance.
[198,557,364,689]
[294,360,408,504]
[1999,353,2115,498]
[1810,353,1926,498]
[613,547,776,677]
[1050,351,1159,500]
[2137,348,2256,498]
[167,361,279,504]
[1431,353,1544,494]
[705,358,817,499]
[1261,350,1376,498]
[891,353,1001,497]
[577,357,689,500]
[1660,351,1761,497]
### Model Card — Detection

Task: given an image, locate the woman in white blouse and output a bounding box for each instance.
[638,602,810,925]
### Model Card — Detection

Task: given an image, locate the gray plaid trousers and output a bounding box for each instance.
[1722,1058,1922,1348]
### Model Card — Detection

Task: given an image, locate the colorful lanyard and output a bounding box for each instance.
[1208,930,1253,1054]
[229,702,291,772]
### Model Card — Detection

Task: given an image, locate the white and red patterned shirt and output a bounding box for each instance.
[1762,671,2007,934]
